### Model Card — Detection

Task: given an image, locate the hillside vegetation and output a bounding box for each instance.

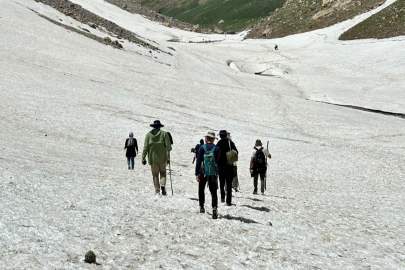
[340,0,405,40]
[246,0,387,39]
[138,0,286,32]
[105,0,404,40]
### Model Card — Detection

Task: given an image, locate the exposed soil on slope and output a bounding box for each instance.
[246,0,386,39]
[36,0,160,50]
[340,0,405,40]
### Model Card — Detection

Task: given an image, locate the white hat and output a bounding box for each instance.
[204,131,216,139]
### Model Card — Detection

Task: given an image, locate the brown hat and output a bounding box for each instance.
[255,139,262,146]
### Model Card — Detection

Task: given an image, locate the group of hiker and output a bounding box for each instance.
[125,120,271,219]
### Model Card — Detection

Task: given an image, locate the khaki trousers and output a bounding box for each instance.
[253,172,266,193]
[151,163,167,194]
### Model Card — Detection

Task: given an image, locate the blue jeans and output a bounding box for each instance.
[127,157,135,168]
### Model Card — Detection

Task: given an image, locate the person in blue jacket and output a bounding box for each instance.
[195,131,221,219]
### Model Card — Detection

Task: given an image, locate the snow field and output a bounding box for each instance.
[1,0,404,269]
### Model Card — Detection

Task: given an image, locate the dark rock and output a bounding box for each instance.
[84,250,96,263]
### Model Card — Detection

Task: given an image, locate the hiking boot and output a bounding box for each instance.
[200,207,205,213]
[161,186,167,196]
[128,165,131,170]
[226,203,233,206]
[212,207,218,219]
[221,199,225,203]
[261,191,265,195]
[253,190,258,195]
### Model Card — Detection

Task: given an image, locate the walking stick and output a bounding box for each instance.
[169,154,173,195]
[265,141,269,191]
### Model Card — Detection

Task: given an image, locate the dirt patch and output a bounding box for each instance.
[340,0,405,40]
[37,13,124,49]
[246,0,387,39]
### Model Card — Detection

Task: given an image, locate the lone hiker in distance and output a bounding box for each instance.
[250,139,271,195]
[142,120,172,196]
[124,132,138,170]
[195,131,221,219]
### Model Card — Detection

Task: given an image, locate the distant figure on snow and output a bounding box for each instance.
[142,120,172,196]
[275,44,278,50]
[192,139,204,164]
[124,132,138,170]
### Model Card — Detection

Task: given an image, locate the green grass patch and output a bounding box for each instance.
[140,0,286,32]
[177,0,285,31]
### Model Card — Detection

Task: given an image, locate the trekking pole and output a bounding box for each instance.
[169,153,173,195]
[265,141,269,191]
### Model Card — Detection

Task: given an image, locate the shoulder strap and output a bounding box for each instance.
[211,145,216,152]
[202,145,208,152]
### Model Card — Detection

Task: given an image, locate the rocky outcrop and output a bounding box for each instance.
[214,27,223,34]
[192,24,201,33]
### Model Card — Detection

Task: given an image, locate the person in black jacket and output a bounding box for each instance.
[124,132,138,170]
[216,130,238,206]
[192,139,204,164]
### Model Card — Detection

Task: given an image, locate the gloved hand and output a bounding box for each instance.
[142,158,147,165]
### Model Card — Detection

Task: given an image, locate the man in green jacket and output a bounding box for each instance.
[142,120,172,195]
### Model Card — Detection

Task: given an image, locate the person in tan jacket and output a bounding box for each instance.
[142,120,172,195]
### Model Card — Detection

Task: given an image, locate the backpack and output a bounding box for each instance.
[167,132,173,145]
[194,144,201,156]
[254,147,267,173]
[202,145,217,176]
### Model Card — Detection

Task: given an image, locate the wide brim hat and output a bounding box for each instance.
[204,131,216,139]
[150,120,164,128]
[255,139,262,146]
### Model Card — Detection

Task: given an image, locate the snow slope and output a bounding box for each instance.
[0,0,404,269]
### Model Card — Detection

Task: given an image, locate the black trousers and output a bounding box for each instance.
[219,166,233,204]
[198,175,218,208]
